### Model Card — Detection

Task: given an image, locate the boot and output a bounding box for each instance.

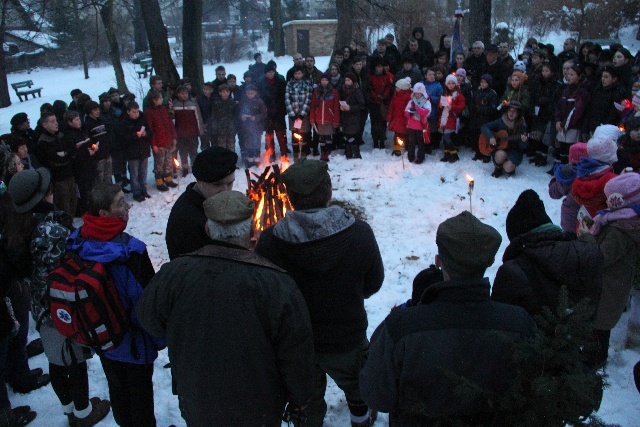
[181,167,189,178]
[491,165,504,178]
[344,142,353,159]
[424,144,433,155]
[3,405,37,427]
[351,143,362,159]
[448,152,460,163]
[156,178,168,192]
[26,338,44,358]
[74,398,111,427]
[440,151,451,162]
[534,152,548,166]
[351,409,378,427]
[11,373,50,394]
[165,177,178,188]
[319,143,330,162]
[472,151,483,161]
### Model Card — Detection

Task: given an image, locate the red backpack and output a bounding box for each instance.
[48,252,128,352]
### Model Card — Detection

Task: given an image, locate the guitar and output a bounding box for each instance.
[478,130,542,156]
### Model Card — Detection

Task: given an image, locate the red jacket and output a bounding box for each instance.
[387,90,411,134]
[438,90,466,131]
[571,168,617,218]
[145,104,176,148]
[369,72,394,105]
[173,99,204,139]
[310,87,340,128]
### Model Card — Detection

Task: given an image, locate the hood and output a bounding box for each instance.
[67,228,146,264]
[273,205,355,244]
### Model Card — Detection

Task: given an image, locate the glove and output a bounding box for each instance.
[559,164,575,180]
[282,403,307,427]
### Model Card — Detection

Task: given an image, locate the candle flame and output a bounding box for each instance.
[619,125,625,132]
[466,174,474,183]
[397,138,404,146]
[173,158,180,168]
[293,132,302,141]
[91,144,97,150]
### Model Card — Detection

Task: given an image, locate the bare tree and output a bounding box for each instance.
[182,0,203,92]
[0,0,11,108]
[132,0,148,52]
[140,0,180,87]
[98,0,129,93]
[334,0,354,51]
[269,0,284,56]
[469,0,491,45]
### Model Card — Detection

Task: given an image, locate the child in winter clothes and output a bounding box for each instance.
[615,117,640,173]
[387,77,412,156]
[173,85,204,177]
[144,90,178,191]
[470,74,498,162]
[404,83,432,163]
[555,64,591,163]
[583,66,626,137]
[83,101,112,186]
[572,125,620,222]
[210,84,238,152]
[499,71,531,115]
[120,102,152,202]
[438,75,466,163]
[339,73,366,159]
[529,63,561,167]
[63,111,93,216]
[423,68,443,151]
[481,101,528,177]
[238,84,267,167]
[549,142,587,232]
[369,57,394,149]
[310,73,340,162]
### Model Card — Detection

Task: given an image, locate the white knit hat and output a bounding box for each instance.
[395,77,411,91]
[587,124,620,165]
[445,74,457,85]
[412,82,428,98]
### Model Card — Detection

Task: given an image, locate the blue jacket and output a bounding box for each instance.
[67,229,164,364]
[423,80,443,122]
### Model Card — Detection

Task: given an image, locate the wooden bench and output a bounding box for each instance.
[11,80,43,102]
[136,58,154,79]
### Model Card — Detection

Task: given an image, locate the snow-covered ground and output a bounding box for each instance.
[2,43,640,426]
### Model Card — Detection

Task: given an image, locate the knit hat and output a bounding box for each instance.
[455,68,466,77]
[522,47,534,56]
[412,82,428,98]
[587,124,620,164]
[10,113,28,128]
[486,44,499,53]
[192,147,238,183]
[511,70,528,83]
[264,63,276,73]
[604,173,640,210]
[203,191,254,224]
[513,60,526,72]
[8,168,51,214]
[505,189,553,240]
[480,74,492,85]
[569,142,588,165]
[281,158,329,195]
[395,77,411,91]
[436,211,502,278]
[633,92,640,109]
[445,74,457,85]
[321,71,331,81]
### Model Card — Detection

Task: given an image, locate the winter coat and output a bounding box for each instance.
[423,80,443,123]
[285,79,313,118]
[37,129,76,182]
[486,60,508,97]
[62,126,91,171]
[83,116,111,160]
[615,62,634,96]
[499,86,531,115]
[438,90,466,131]
[238,96,267,134]
[165,182,208,260]
[360,279,535,425]
[145,104,176,149]
[11,128,40,168]
[120,114,151,161]
[210,98,238,137]
[470,87,498,129]
[463,54,488,88]
[370,50,399,74]
[351,69,371,104]
[387,89,412,134]
[197,95,215,135]
[492,229,602,317]
[249,61,267,82]
[255,206,384,353]
[310,86,340,128]
[339,84,366,135]
[394,67,422,86]
[137,242,314,425]
[549,176,581,233]
[258,76,288,129]
[583,82,626,133]
[481,116,528,166]
[571,166,617,218]
[173,99,204,138]
[590,217,640,330]
[404,97,431,131]
[530,76,562,126]
[67,226,163,364]
[615,135,640,173]
[555,80,591,131]
[369,72,394,106]
[306,66,324,88]
[408,27,435,66]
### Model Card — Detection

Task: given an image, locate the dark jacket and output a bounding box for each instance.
[210,98,238,137]
[165,182,208,260]
[555,80,591,131]
[360,279,535,426]
[492,229,603,317]
[197,94,215,135]
[258,76,288,130]
[255,206,384,353]
[37,129,76,182]
[463,53,488,88]
[470,87,498,129]
[530,75,562,126]
[583,82,626,133]
[339,84,366,134]
[137,243,314,425]
[120,114,152,160]
[83,115,111,160]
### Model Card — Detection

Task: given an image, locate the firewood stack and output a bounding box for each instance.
[246,164,293,238]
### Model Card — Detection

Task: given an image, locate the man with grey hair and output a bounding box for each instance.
[464,40,488,88]
[138,190,314,426]
[286,53,305,81]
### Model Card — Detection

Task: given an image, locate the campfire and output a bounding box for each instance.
[246,152,292,237]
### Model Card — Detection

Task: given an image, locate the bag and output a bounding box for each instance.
[48,252,128,352]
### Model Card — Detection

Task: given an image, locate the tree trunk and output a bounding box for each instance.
[0,0,12,108]
[133,0,148,53]
[140,0,180,87]
[182,0,203,94]
[100,0,129,93]
[71,0,90,79]
[468,0,491,47]
[335,0,354,52]
[270,0,284,56]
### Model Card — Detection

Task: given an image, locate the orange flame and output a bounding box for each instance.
[262,147,275,166]
[293,132,302,141]
[280,155,290,171]
[465,174,474,183]
[254,194,265,231]
[619,125,625,132]
[173,158,180,168]
[91,144,97,151]
[397,138,404,146]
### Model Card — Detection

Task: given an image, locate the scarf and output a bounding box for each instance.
[576,157,612,178]
[411,94,429,109]
[531,223,563,234]
[80,213,127,242]
[331,75,342,87]
[591,203,640,235]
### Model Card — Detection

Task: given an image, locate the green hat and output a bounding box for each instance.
[281,158,329,195]
[203,190,254,225]
[436,211,501,278]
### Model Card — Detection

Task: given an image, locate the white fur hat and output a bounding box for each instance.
[587,124,620,165]
[412,82,428,98]
[395,77,411,91]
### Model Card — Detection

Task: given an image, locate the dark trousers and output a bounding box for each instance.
[100,357,156,427]
[265,129,288,155]
[406,129,425,162]
[50,362,89,410]
[6,309,29,389]
[0,337,9,408]
[369,104,387,146]
[200,134,213,151]
[177,137,199,170]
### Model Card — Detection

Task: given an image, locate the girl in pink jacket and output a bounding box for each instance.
[403,82,431,164]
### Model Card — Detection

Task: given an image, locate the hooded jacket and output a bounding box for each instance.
[255,206,384,353]
[387,89,412,134]
[310,84,340,127]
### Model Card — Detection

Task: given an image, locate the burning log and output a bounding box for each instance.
[246,161,293,239]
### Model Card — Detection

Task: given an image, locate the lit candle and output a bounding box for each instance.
[173,158,180,190]
[466,174,474,214]
[397,138,405,170]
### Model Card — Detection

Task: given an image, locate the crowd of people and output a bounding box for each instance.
[1,29,640,427]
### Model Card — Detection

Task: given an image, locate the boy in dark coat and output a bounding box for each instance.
[120,102,152,202]
[238,84,267,167]
[210,84,238,153]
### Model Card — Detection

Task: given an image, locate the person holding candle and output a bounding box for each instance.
[387,77,412,156]
[404,82,432,164]
[438,75,466,163]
